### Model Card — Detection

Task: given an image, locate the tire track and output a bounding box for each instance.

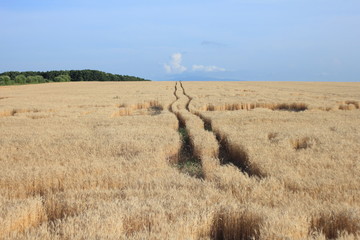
[179,81,263,178]
[169,82,203,179]
[179,81,192,111]
[169,82,179,110]
[176,81,266,238]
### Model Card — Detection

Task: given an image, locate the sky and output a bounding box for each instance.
[0,0,359,81]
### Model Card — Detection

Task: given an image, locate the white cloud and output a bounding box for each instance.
[164,53,226,74]
[164,53,187,74]
[192,65,226,72]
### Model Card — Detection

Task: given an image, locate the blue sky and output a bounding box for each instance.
[0,0,359,81]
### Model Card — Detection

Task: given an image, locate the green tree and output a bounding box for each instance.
[1,70,149,83]
[54,74,71,82]
[26,76,37,83]
[0,75,11,85]
[36,75,46,83]
[15,74,26,84]
[27,75,45,84]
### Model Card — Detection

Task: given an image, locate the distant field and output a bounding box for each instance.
[0,81,359,239]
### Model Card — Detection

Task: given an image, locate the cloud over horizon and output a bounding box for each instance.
[164,53,187,74]
[164,53,225,74]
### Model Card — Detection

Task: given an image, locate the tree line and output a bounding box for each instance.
[0,70,149,85]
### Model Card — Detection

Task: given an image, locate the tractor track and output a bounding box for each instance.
[169,82,203,178]
[179,81,192,111]
[179,81,262,178]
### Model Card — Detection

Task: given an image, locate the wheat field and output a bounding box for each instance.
[0,81,359,239]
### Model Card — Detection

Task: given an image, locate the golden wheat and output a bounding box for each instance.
[1,81,359,239]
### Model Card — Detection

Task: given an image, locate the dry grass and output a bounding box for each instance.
[1,81,360,239]
[184,81,360,239]
[310,208,360,239]
[113,100,164,117]
[205,102,308,112]
[210,209,263,240]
